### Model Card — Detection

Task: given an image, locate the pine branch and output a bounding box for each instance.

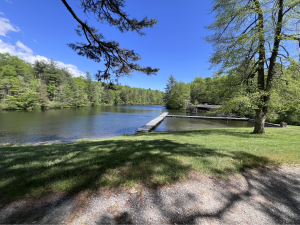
[61,0,159,83]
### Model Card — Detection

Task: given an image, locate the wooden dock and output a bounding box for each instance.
[167,115,281,127]
[136,112,169,132]
[166,115,249,121]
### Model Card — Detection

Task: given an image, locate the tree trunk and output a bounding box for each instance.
[253,107,267,134]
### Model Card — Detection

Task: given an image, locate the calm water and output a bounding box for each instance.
[0,105,253,144]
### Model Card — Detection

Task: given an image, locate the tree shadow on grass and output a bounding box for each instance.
[0,136,283,223]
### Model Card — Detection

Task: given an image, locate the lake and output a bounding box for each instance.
[0,105,253,145]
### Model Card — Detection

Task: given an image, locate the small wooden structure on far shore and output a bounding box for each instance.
[187,103,221,114]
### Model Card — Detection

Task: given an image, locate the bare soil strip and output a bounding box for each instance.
[1,166,299,224]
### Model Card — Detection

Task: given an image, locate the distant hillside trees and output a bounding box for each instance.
[0,53,164,110]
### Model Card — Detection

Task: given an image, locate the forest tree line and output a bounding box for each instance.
[0,53,164,110]
[164,61,300,125]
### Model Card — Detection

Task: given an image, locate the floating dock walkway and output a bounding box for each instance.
[166,115,281,127]
[166,115,249,121]
[136,114,281,132]
[136,112,169,132]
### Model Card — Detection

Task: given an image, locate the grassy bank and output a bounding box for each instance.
[0,127,299,207]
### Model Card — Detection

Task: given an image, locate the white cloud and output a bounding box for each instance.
[16,40,33,54]
[0,12,4,15]
[0,16,20,36]
[0,39,85,77]
[5,0,12,3]
[56,61,86,77]
[0,15,85,77]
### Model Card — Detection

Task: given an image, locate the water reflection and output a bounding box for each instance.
[0,106,163,144]
[0,105,253,144]
[155,117,253,132]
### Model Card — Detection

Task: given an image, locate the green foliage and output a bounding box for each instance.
[163,62,300,123]
[4,96,19,110]
[2,65,17,77]
[190,76,226,105]
[0,53,164,111]
[219,61,300,123]
[205,0,300,133]
[16,90,39,110]
[164,75,190,109]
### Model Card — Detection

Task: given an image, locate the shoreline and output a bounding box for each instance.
[0,126,280,147]
[0,137,116,147]
[0,103,164,112]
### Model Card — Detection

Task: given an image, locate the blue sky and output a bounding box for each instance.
[0,0,215,90]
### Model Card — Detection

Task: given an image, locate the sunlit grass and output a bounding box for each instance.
[0,126,299,207]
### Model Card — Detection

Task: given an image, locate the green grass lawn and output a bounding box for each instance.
[0,126,299,207]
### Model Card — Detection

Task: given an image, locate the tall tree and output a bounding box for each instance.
[61,0,159,84]
[164,75,176,109]
[206,0,300,133]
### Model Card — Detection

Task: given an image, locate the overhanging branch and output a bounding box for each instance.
[61,0,159,83]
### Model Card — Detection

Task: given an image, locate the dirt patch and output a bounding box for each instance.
[64,191,91,224]
[1,166,299,224]
[0,192,75,224]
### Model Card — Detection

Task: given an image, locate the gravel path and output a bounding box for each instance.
[1,166,299,224]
